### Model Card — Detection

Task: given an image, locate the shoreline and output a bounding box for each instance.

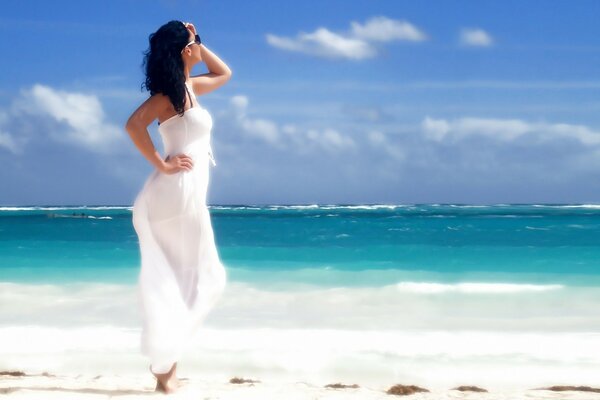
[2,370,600,399]
[3,370,600,399]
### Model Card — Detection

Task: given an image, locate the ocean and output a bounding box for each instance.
[1,204,600,390]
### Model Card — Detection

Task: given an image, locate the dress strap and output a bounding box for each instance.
[184,83,195,108]
[208,144,217,167]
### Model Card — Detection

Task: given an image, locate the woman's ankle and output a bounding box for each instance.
[149,363,176,376]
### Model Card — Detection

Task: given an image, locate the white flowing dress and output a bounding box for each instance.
[131,82,227,374]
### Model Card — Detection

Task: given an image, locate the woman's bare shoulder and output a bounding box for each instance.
[127,92,172,127]
[146,92,171,107]
[139,92,172,116]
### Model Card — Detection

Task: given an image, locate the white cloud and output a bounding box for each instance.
[6,84,125,154]
[422,116,600,146]
[266,29,376,60]
[460,28,493,47]
[0,129,19,154]
[284,126,356,153]
[367,130,404,161]
[312,128,357,152]
[422,117,450,141]
[0,84,125,155]
[367,130,386,146]
[241,118,280,145]
[266,16,427,60]
[229,95,282,146]
[350,16,427,42]
[230,95,249,112]
[228,95,356,153]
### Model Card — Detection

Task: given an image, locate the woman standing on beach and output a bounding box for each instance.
[125,20,231,394]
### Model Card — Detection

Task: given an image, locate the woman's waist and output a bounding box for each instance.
[164,141,216,166]
[165,140,209,155]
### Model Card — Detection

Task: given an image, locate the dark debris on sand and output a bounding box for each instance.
[386,384,430,396]
[0,370,55,378]
[539,385,600,393]
[0,371,26,377]
[452,385,488,392]
[229,377,261,384]
[325,382,360,389]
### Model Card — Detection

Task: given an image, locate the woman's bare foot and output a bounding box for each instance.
[150,363,183,394]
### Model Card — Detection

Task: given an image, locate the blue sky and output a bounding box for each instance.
[1,0,600,205]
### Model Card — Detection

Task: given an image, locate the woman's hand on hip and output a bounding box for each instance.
[160,154,194,174]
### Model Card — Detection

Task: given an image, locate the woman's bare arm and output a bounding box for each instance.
[125,95,169,172]
[200,43,232,74]
[125,94,195,174]
[185,23,232,95]
[125,94,194,174]
[191,44,232,95]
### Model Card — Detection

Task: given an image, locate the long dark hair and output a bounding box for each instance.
[141,20,190,116]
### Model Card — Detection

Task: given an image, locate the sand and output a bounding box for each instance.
[2,371,600,399]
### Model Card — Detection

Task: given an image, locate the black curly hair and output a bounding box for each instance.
[141,20,192,117]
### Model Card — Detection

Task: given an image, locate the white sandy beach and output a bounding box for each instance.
[2,371,600,399]
[2,281,600,399]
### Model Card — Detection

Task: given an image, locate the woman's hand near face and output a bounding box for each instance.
[183,22,197,35]
[161,154,194,174]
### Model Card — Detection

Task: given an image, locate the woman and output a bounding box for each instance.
[125,20,232,394]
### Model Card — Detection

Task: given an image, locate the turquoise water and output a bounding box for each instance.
[2,204,600,287]
[2,204,600,387]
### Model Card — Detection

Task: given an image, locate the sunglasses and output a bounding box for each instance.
[181,34,202,54]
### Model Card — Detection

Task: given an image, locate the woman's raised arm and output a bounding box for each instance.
[184,23,232,96]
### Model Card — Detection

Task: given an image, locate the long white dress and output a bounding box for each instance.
[131,82,227,374]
